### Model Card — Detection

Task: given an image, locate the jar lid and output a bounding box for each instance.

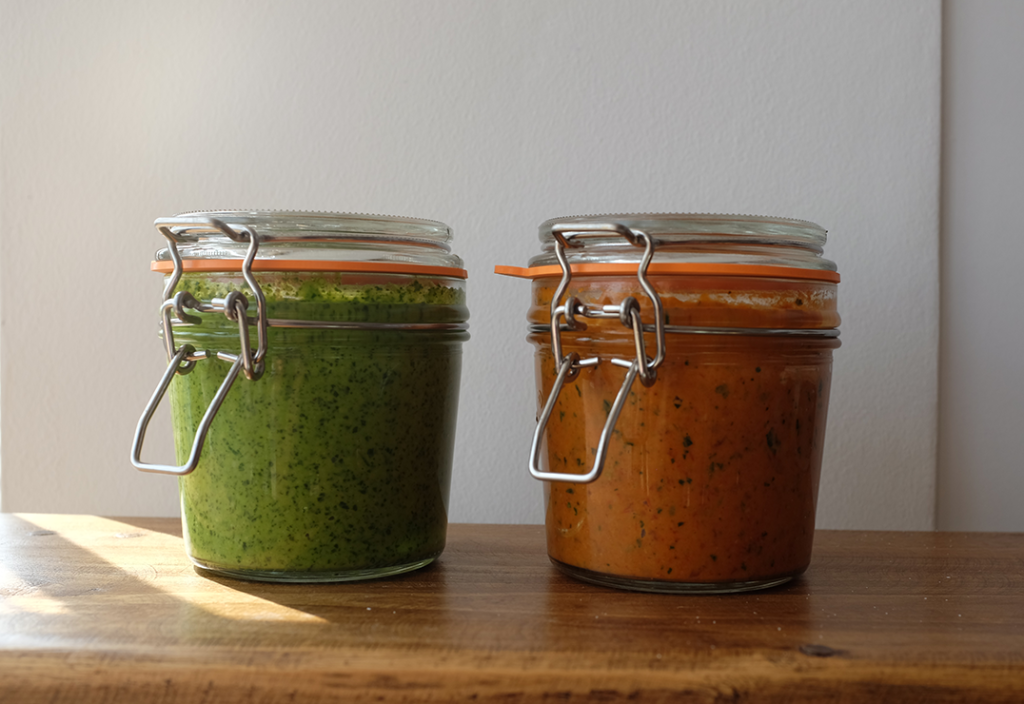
[496,213,838,283]
[152,211,467,279]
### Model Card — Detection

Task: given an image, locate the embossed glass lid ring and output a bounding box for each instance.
[152,210,466,277]
[526,213,837,280]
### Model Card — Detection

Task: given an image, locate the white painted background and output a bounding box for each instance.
[937,0,1024,531]
[0,0,1014,532]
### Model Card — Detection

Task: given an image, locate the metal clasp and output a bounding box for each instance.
[529,223,666,483]
[130,217,269,476]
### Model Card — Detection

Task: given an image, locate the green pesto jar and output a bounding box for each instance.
[131,211,469,583]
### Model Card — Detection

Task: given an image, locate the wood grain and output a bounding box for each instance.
[1,514,1023,702]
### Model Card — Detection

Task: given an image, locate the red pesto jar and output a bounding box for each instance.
[496,214,841,593]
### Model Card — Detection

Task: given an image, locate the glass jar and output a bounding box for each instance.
[497,214,840,593]
[131,211,469,583]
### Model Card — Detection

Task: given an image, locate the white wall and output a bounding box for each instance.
[1,0,942,530]
[937,0,1024,531]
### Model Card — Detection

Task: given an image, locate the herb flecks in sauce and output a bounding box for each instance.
[169,272,467,578]
[532,274,837,586]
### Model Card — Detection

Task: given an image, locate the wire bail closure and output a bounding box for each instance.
[131,217,269,476]
[528,223,666,484]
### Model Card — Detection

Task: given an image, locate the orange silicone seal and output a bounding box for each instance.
[152,259,468,279]
[494,262,840,283]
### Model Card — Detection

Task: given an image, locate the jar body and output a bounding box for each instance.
[168,270,467,582]
[529,273,838,592]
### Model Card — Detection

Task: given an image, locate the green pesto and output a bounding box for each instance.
[168,273,467,580]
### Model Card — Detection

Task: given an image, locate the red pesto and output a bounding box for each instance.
[529,275,839,586]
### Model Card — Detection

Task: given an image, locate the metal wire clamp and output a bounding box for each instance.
[528,223,666,484]
[131,217,268,476]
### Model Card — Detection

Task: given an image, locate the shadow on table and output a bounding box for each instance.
[115,515,183,537]
[1,515,818,656]
[175,526,817,654]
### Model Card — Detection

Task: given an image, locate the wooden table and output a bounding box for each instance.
[1,515,1023,703]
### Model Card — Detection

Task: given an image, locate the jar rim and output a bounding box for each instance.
[539,212,826,244]
[163,210,453,248]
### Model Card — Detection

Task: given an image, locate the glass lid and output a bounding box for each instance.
[152,210,465,276]
[522,213,837,279]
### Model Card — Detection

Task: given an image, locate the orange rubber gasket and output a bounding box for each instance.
[494,262,840,283]
[151,259,468,279]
